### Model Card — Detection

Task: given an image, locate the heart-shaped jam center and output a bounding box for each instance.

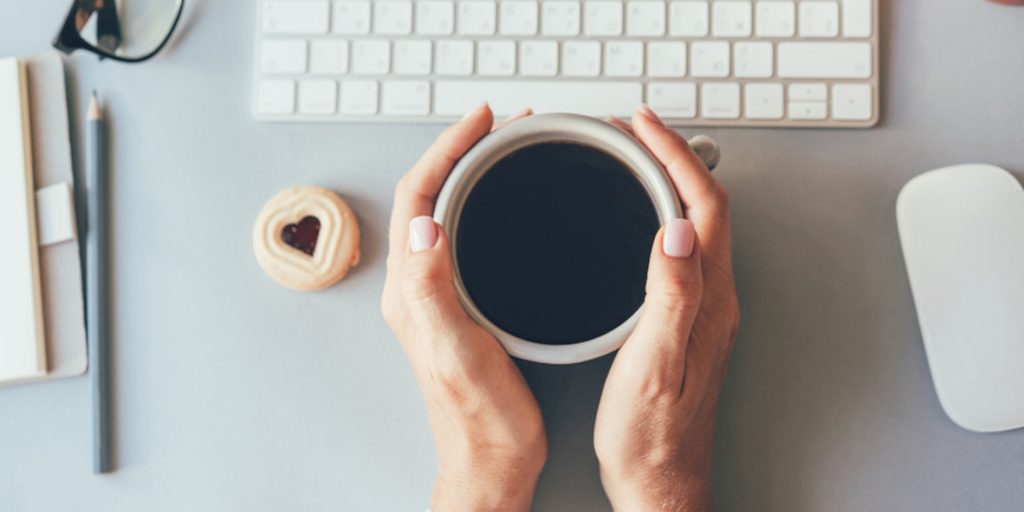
[281,216,321,256]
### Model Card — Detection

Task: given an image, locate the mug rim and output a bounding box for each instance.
[433,113,683,365]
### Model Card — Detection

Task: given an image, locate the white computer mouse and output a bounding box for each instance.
[897,164,1024,433]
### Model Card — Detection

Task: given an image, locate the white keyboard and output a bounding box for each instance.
[253,0,879,127]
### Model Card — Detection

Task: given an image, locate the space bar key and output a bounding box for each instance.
[434,81,643,117]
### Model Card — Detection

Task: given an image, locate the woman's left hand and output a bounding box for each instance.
[595,107,740,511]
[381,104,545,511]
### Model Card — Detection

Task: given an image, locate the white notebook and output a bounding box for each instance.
[0,57,47,381]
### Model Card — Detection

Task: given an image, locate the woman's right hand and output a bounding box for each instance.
[381,105,546,511]
[595,106,741,511]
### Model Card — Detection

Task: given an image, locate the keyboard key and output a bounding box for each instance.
[382,81,431,115]
[712,1,752,37]
[257,79,296,114]
[646,82,696,118]
[458,1,497,35]
[500,1,539,35]
[394,40,432,75]
[562,41,601,77]
[478,40,517,76]
[734,42,772,78]
[435,40,474,75]
[434,81,641,116]
[626,1,666,37]
[309,40,348,74]
[789,83,827,101]
[352,40,390,74]
[777,42,871,78]
[584,1,623,36]
[340,79,378,114]
[832,83,872,120]
[744,83,783,119]
[842,0,872,37]
[799,1,839,38]
[519,40,558,76]
[332,1,371,34]
[669,1,708,36]
[263,1,328,34]
[298,79,338,114]
[647,41,686,78]
[755,1,795,37]
[701,82,740,119]
[542,1,581,36]
[789,101,827,120]
[260,40,307,74]
[690,41,729,78]
[605,41,643,77]
[416,0,454,35]
[374,1,412,34]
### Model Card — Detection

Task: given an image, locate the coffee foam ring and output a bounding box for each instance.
[253,186,360,291]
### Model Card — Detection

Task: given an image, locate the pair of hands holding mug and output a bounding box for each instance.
[381,104,740,511]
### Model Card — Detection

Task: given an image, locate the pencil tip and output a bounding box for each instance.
[88,93,102,120]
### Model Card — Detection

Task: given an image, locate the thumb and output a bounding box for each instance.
[615,218,703,386]
[645,218,703,318]
[402,216,468,329]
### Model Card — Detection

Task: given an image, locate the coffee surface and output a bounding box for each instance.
[456,142,660,345]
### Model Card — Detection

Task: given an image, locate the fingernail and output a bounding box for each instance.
[663,218,695,258]
[409,216,439,253]
[638,103,665,126]
[499,108,532,125]
[462,102,489,120]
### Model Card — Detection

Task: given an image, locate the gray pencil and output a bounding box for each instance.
[87,93,112,474]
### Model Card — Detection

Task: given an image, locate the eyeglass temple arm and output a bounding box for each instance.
[96,0,122,54]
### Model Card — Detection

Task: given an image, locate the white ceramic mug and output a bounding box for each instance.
[434,114,719,364]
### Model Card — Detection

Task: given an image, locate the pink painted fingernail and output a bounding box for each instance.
[409,216,439,252]
[663,218,695,258]
[638,103,665,126]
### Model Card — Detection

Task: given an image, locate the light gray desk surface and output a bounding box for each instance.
[3,1,1024,510]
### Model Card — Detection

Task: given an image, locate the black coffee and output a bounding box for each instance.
[456,142,660,345]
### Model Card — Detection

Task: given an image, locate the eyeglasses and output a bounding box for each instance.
[53,0,185,63]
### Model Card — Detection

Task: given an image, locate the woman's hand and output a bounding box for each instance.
[381,105,545,511]
[595,106,741,511]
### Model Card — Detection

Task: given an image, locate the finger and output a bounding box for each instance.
[402,216,471,332]
[604,116,635,136]
[388,103,494,261]
[492,108,533,132]
[613,219,703,391]
[631,104,733,267]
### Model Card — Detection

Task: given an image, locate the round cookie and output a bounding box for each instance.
[253,186,361,291]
